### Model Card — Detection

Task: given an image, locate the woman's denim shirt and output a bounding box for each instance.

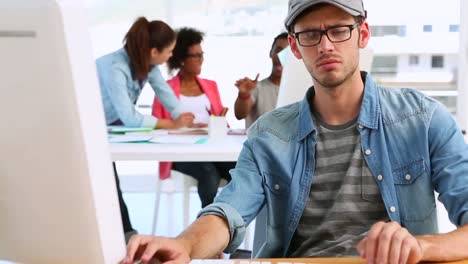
[96,49,180,127]
[198,73,468,258]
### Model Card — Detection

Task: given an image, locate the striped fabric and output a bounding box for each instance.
[288,113,388,257]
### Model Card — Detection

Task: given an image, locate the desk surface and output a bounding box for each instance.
[110,135,246,161]
[258,258,468,264]
[191,258,468,264]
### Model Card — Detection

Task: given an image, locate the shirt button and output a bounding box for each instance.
[377,175,383,181]
[274,184,280,190]
[405,174,412,180]
[365,149,371,155]
[390,206,396,213]
[358,124,364,129]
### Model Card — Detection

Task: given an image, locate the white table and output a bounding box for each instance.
[110,135,247,161]
[110,134,248,234]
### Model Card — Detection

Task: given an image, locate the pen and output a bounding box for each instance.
[206,106,213,116]
[220,107,228,117]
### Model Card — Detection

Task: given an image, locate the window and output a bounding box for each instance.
[423,25,433,32]
[83,0,462,123]
[371,56,398,74]
[431,55,444,68]
[424,92,457,116]
[398,25,407,37]
[409,55,419,66]
[449,24,459,32]
[370,25,406,37]
[433,95,456,114]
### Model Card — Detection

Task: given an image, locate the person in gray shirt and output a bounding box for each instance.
[234,33,289,128]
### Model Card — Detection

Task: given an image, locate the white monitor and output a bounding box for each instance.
[0,1,126,263]
[276,46,374,108]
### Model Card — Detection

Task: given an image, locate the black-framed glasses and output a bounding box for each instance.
[186,52,204,59]
[294,22,361,47]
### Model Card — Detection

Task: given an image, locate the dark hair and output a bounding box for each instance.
[123,17,176,80]
[167,27,204,73]
[270,32,289,55]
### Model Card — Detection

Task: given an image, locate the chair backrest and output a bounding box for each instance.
[276,47,374,108]
[252,206,267,257]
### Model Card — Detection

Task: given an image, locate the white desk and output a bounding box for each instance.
[110,134,247,234]
[110,135,247,161]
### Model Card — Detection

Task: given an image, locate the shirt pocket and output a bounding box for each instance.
[263,171,291,227]
[392,159,436,221]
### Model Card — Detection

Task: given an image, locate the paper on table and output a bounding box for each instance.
[109,133,208,144]
[126,129,169,136]
[167,128,246,135]
[108,126,153,134]
[108,134,154,143]
[168,127,208,135]
[227,128,247,135]
[149,135,207,144]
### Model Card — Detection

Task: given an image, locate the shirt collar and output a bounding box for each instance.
[297,87,316,141]
[358,72,380,130]
[297,71,380,141]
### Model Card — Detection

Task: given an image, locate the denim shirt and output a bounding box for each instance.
[198,73,468,258]
[95,48,181,127]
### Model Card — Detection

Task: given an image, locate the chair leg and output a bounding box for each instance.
[152,176,161,235]
[183,176,190,228]
[244,224,251,250]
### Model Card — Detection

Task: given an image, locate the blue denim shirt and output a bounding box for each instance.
[198,73,468,258]
[96,48,181,127]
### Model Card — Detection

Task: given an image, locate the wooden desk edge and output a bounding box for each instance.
[226,258,468,264]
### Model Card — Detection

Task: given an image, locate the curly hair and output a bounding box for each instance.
[167,27,204,73]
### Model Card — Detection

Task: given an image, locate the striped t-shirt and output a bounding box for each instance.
[288,109,389,257]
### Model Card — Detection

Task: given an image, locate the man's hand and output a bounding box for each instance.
[235,73,259,96]
[121,235,191,264]
[357,221,423,264]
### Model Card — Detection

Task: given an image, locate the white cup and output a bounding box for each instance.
[208,116,227,140]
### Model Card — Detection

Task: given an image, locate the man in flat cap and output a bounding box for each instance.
[122,1,468,263]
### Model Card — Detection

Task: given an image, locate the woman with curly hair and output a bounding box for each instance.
[152,27,235,208]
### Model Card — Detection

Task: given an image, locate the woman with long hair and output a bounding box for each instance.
[95,17,194,241]
[96,17,194,129]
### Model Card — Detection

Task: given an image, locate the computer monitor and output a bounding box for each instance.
[0,1,126,263]
[276,46,374,108]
